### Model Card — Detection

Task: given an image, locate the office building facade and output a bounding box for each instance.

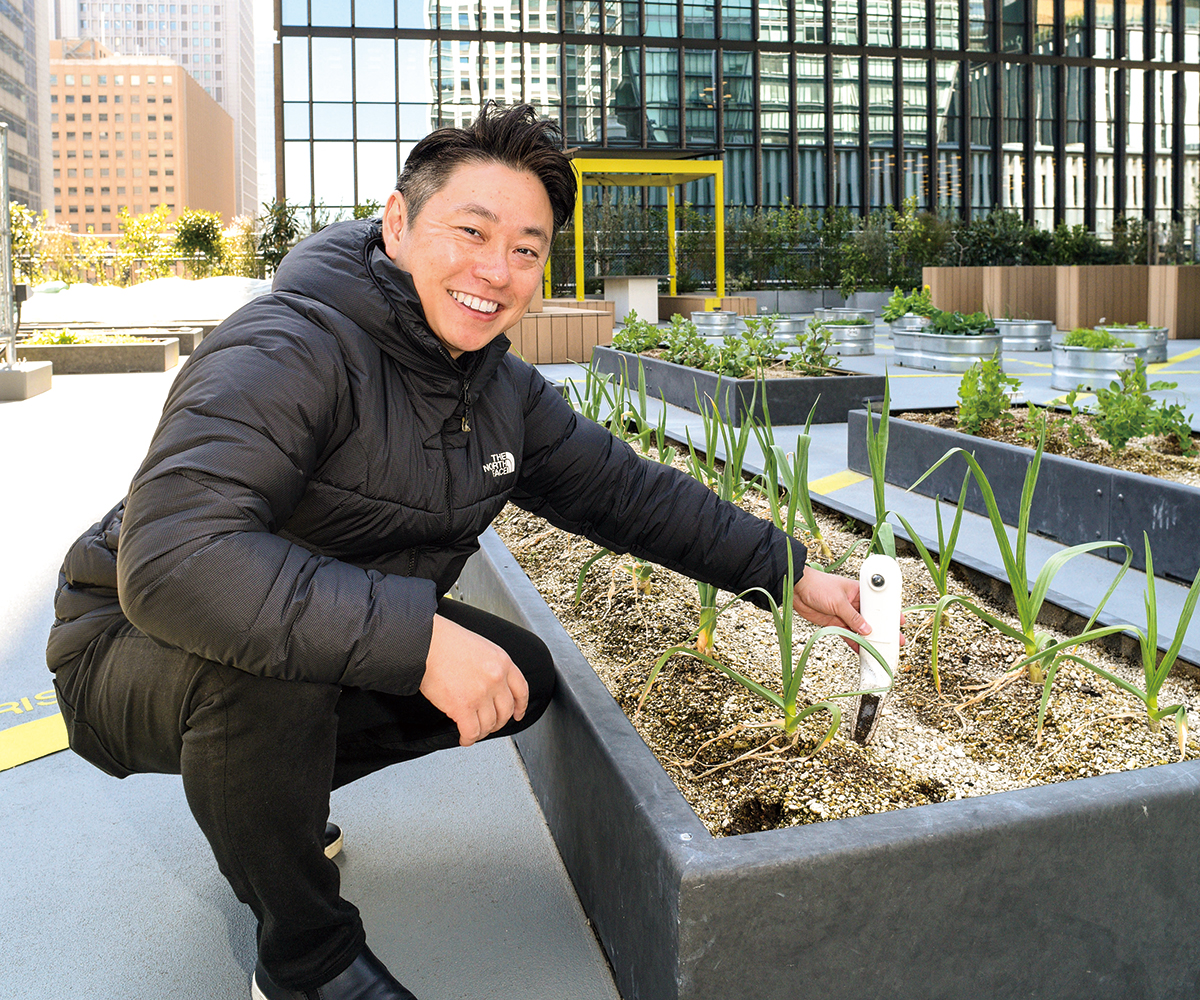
[3,0,52,214]
[275,0,1198,236]
[69,0,257,215]
[50,38,235,230]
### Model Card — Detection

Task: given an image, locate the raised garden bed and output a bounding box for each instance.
[993,318,1053,351]
[847,408,1200,582]
[590,345,884,426]
[1050,344,1150,391]
[892,329,1003,372]
[13,337,180,374]
[455,527,1200,1000]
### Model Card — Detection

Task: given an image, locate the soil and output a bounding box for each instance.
[491,475,1200,838]
[638,348,845,380]
[898,406,1200,487]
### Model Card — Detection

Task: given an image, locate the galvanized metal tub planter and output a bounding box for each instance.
[1050,344,1151,391]
[590,345,884,426]
[813,306,875,324]
[690,310,740,333]
[993,318,1053,352]
[1095,325,1169,364]
[765,314,805,338]
[892,328,1003,372]
[822,321,876,356]
[13,336,180,374]
[455,528,1200,1000]
[846,407,1200,583]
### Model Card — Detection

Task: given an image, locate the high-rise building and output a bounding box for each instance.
[70,0,257,216]
[3,0,52,215]
[273,0,1199,237]
[50,38,235,231]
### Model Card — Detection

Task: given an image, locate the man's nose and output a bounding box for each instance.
[473,245,511,286]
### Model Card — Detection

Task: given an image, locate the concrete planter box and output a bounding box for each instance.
[1050,344,1151,391]
[22,324,205,355]
[1095,325,1169,364]
[590,346,884,426]
[13,337,179,374]
[846,408,1200,582]
[454,528,1200,1000]
[0,360,53,400]
[892,329,1003,372]
[993,318,1053,351]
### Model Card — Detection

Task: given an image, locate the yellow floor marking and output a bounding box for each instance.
[809,469,867,494]
[1151,345,1200,373]
[0,713,69,773]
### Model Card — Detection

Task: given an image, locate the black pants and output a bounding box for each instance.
[51,597,556,991]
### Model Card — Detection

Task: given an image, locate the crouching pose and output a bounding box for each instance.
[47,103,871,1000]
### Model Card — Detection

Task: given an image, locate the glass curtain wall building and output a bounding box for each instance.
[276,0,1200,236]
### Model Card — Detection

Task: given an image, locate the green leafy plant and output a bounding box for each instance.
[659,313,715,369]
[25,330,144,345]
[752,395,862,573]
[683,382,756,655]
[864,377,896,558]
[908,423,1132,687]
[173,209,225,278]
[1091,359,1196,455]
[1016,533,1197,758]
[1015,394,1091,452]
[115,205,175,285]
[956,353,1022,435]
[882,285,935,322]
[257,199,301,275]
[1061,327,1134,349]
[638,546,893,754]
[928,309,994,336]
[713,316,782,378]
[785,320,839,376]
[611,308,663,354]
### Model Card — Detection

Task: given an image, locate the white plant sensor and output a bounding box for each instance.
[852,553,902,744]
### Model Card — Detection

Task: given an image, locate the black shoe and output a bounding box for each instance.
[251,945,419,1000]
[324,822,343,860]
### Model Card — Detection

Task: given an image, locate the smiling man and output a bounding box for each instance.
[46,104,871,1000]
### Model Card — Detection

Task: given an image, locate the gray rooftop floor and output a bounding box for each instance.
[5,326,1200,999]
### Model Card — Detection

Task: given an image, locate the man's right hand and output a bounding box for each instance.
[420,612,530,746]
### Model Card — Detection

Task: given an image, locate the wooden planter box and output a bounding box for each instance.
[982,265,1058,323]
[503,307,614,364]
[590,346,884,426]
[922,266,985,314]
[13,337,180,374]
[1148,266,1200,339]
[846,408,1200,584]
[1056,266,1150,331]
[658,295,757,319]
[454,529,1200,1000]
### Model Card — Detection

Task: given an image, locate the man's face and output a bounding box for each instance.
[382,160,554,359]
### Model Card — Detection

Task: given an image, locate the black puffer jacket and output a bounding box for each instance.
[47,219,804,697]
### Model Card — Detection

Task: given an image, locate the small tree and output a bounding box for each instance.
[9,201,47,285]
[174,208,225,278]
[353,199,382,220]
[115,205,174,284]
[258,199,300,275]
[220,215,262,278]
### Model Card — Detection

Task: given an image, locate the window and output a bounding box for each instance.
[66,114,76,121]
[68,186,78,194]
[83,114,92,122]
[83,132,92,140]
[82,95,92,102]
[99,95,108,103]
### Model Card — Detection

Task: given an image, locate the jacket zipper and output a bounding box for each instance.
[460,375,472,433]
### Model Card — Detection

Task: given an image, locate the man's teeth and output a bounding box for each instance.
[450,291,499,314]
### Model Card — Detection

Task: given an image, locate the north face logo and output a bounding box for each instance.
[483,452,516,477]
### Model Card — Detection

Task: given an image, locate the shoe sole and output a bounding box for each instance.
[324,828,343,860]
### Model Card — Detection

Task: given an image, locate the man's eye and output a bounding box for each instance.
[461,226,481,237]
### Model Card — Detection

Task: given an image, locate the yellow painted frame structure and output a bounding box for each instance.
[548,158,725,308]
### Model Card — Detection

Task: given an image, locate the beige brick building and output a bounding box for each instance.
[50,39,235,233]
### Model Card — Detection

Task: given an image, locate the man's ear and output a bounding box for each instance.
[381,191,406,261]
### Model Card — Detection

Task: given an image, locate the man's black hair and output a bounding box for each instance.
[395,102,576,236]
